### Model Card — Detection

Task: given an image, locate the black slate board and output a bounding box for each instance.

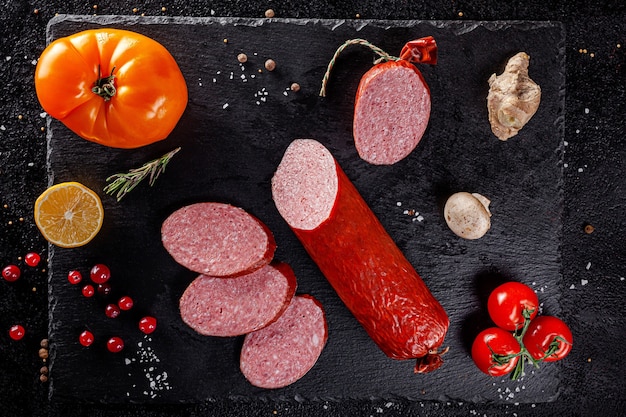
[46,15,565,404]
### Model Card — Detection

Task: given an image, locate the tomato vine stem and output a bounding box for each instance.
[92,65,117,101]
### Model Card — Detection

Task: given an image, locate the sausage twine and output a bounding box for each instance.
[319,39,399,97]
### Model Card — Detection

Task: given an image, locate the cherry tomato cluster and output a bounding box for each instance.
[472,282,573,379]
[69,263,157,353]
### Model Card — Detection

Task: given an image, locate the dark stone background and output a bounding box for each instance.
[0,1,624,416]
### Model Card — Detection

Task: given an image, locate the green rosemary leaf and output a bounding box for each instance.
[104,147,181,201]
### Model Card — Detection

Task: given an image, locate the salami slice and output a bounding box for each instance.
[271,139,449,373]
[240,295,327,389]
[162,202,276,277]
[353,59,431,165]
[179,262,297,337]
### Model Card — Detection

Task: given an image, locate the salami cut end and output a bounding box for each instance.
[179,262,297,337]
[353,60,431,165]
[162,202,276,277]
[271,139,338,231]
[240,295,327,389]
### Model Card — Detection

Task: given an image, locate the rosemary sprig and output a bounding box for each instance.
[104,147,181,201]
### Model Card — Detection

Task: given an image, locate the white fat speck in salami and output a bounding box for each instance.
[271,139,338,230]
[240,294,327,389]
[353,60,431,165]
[179,262,297,337]
[161,202,276,277]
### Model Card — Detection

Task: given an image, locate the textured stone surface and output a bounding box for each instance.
[46,15,564,404]
[0,2,624,417]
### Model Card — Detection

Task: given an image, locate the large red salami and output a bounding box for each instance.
[271,139,449,372]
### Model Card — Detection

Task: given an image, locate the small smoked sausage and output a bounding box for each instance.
[353,59,431,165]
[271,139,449,372]
[179,262,297,337]
[162,202,276,277]
[240,295,327,389]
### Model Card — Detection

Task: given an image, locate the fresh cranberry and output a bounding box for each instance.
[107,336,124,353]
[9,324,25,341]
[79,330,94,347]
[105,304,120,319]
[118,296,134,311]
[2,264,21,282]
[67,270,82,285]
[82,284,95,298]
[97,283,112,296]
[138,316,157,334]
[24,252,41,267]
[90,263,110,284]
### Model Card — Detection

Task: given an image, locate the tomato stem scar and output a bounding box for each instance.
[92,65,117,101]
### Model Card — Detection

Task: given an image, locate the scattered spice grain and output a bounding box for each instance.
[264,59,276,71]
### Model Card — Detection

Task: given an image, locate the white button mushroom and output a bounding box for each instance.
[444,192,492,239]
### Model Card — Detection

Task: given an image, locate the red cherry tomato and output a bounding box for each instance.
[471,327,521,377]
[523,316,573,362]
[488,282,539,331]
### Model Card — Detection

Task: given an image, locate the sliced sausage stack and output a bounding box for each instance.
[162,202,327,389]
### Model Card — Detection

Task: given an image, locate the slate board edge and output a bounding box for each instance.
[45,14,566,42]
[43,15,567,406]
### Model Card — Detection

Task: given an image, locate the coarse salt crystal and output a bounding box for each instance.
[586,262,591,270]
[581,279,588,286]
[584,108,589,114]
[223,103,229,109]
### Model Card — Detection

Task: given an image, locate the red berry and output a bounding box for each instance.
[107,336,124,353]
[82,284,95,297]
[68,270,83,285]
[79,330,94,347]
[9,324,25,341]
[139,316,157,334]
[118,296,134,311]
[90,263,110,284]
[97,282,112,296]
[105,303,120,319]
[2,264,21,282]
[24,252,41,267]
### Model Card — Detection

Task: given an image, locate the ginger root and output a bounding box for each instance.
[487,52,541,141]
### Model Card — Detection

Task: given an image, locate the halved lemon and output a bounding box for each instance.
[34,182,104,248]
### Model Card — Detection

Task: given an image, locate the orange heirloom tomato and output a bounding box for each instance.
[35,29,188,148]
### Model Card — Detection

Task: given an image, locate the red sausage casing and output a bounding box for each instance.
[271,139,449,372]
